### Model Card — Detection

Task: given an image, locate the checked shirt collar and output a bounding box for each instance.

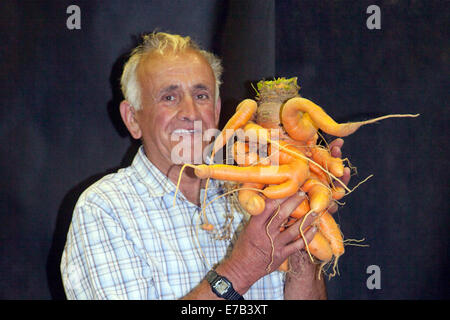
[131,145,222,199]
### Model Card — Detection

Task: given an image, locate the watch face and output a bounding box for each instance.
[214,279,230,294]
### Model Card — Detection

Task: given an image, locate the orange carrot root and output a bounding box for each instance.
[278,259,290,272]
[212,99,257,154]
[238,182,266,215]
[307,232,333,263]
[281,96,419,139]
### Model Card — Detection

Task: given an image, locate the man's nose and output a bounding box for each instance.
[177,96,200,121]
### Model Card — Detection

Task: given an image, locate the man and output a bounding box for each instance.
[61,32,350,299]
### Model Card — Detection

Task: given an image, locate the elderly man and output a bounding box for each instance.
[61,32,349,300]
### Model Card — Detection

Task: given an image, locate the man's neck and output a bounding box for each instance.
[141,146,205,206]
[167,165,203,206]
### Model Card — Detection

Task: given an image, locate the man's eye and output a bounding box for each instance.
[163,95,175,101]
[197,94,209,100]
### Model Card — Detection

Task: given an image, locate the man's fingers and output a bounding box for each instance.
[251,196,288,224]
[330,145,342,158]
[340,167,351,186]
[283,224,317,257]
[327,201,338,214]
[265,193,307,231]
[278,211,317,245]
[329,138,344,157]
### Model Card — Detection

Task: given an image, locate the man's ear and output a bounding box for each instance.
[214,96,221,127]
[120,100,142,139]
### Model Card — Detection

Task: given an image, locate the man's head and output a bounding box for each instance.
[120,32,223,110]
[119,32,223,173]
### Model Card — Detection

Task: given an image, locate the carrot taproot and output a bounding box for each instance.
[262,178,300,199]
[243,121,271,144]
[307,231,333,262]
[195,158,309,199]
[301,179,332,214]
[331,186,346,200]
[317,211,345,277]
[281,106,318,142]
[195,163,290,184]
[238,182,266,215]
[290,198,310,219]
[268,140,304,165]
[281,97,419,140]
[233,141,260,166]
[308,164,331,186]
[310,146,344,178]
[317,211,345,259]
[212,99,257,154]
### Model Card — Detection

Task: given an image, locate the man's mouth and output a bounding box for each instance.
[172,129,202,135]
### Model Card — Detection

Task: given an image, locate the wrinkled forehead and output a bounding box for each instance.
[138,49,213,80]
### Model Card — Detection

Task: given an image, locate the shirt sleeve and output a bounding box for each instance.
[60,196,158,300]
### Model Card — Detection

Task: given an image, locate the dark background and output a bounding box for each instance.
[0,0,448,300]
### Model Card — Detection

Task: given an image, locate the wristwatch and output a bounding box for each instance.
[206,270,244,300]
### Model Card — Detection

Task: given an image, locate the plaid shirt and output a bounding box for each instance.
[61,146,285,299]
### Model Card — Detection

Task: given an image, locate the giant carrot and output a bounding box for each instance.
[184,77,418,279]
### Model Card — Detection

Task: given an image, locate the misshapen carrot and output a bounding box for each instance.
[233,141,260,166]
[238,182,266,215]
[310,146,344,178]
[290,198,310,219]
[243,121,271,144]
[307,231,333,262]
[331,186,346,200]
[212,99,257,154]
[195,158,309,199]
[268,140,304,165]
[195,163,290,184]
[189,77,418,278]
[317,211,344,258]
[309,165,331,186]
[317,211,345,277]
[281,97,419,140]
[301,178,332,214]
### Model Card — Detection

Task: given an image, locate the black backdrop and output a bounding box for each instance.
[0,0,448,300]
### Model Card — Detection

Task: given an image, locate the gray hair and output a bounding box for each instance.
[120,32,223,110]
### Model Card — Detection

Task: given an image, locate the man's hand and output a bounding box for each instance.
[216,193,318,294]
[191,138,351,299]
[327,138,351,214]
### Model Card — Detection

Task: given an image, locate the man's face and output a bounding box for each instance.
[133,50,220,172]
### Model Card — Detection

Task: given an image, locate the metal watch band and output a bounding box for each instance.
[206,270,244,300]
